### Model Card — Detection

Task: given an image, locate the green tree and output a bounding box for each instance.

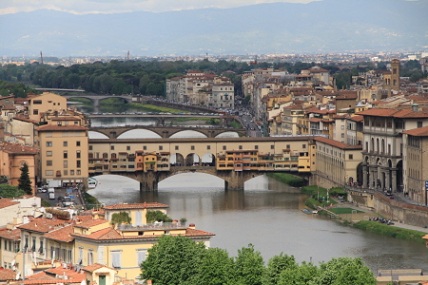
[0,184,26,198]
[234,244,265,285]
[313,257,376,285]
[141,235,206,285]
[18,163,32,195]
[278,261,319,285]
[192,247,235,285]
[110,211,131,226]
[262,253,297,285]
[146,210,172,223]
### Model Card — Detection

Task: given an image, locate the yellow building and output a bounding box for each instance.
[314,136,363,189]
[71,203,214,281]
[37,118,89,188]
[0,142,37,192]
[27,92,67,122]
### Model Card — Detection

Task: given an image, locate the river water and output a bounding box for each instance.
[88,173,428,273]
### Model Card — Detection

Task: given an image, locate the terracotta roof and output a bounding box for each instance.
[0,227,21,240]
[36,125,87,131]
[185,227,215,238]
[103,202,169,211]
[0,142,38,155]
[315,136,362,150]
[404,126,428,137]
[0,267,16,281]
[350,115,364,122]
[82,263,114,273]
[44,224,74,243]
[309,118,322,123]
[72,226,121,240]
[357,108,428,118]
[0,198,19,209]
[305,107,330,115]
[73,219,109,229]
[17,218,69,234]
[49,116,81,121]
[23,267,85,284]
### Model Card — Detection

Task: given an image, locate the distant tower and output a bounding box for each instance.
[40,51,44,64]
[127,51,130,60]
[390,59,400,90]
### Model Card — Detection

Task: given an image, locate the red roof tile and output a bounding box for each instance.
[0,267,16,281]
[0,198,19,209]
[82,263,114,273]
[0,227,21,240]
[357,108,428,118]
[73,219,109,229]
[404,126,428,137]
[44,224,74,243]
[18,218,69,234]
[315,137,362,150]
[0,142,38,155]
[37,125,87,131]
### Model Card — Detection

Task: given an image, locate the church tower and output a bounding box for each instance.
[390,59,400,90]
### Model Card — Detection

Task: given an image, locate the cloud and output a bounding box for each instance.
[0,0,317,15]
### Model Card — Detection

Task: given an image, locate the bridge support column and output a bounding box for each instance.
[224,172,245,190]
[139,172,159,192]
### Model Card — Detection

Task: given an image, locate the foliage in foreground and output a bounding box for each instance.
[141,235,376,285]
[0,184,26,198]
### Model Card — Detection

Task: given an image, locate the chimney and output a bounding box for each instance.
[412,103,419,112]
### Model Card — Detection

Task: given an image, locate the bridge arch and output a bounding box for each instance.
[88,131,109,139]
[215,131,240,138]
[117,129,162,139]
[169,130,207,138]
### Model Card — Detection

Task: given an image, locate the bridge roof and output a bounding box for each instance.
[103,202,168,210]
[89,136,318,143]
[37,125,88,131]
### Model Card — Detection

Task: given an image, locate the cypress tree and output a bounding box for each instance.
[18,163,32,195]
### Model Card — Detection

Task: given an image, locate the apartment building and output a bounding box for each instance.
[37,118,88,188]
[358,107,428,193]
[27,92,67,122]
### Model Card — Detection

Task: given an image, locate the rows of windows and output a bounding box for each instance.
[100,144,306,152]
[46,141,81,147]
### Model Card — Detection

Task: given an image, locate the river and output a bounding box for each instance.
[88,173,428,273]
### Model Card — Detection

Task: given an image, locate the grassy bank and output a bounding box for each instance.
[353,220,426,244]
[266,173,306,187]
[83,191,103,210]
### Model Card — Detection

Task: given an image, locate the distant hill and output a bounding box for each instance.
[1,0,427,57]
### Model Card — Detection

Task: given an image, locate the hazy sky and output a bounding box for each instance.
[0,0,317,14]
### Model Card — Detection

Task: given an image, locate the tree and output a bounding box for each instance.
[18,163,32,195]
[262,253,297,285]
[192,247,235,285]
[312,257,376,285]
[110,211,131,226]
[141,235,206,285]
[278,261,319,285]
[146,210,172,223]
[0,184,26,198]
[234,244,265,285]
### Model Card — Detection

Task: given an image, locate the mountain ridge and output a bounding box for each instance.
[1,0,427,57]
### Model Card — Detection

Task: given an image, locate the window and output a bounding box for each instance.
[191,145,195,150]
[349,154,353,159]
[223,146,226,150]
[175,146,179,150]
[46,141,52,147]
[88,250,94,265]
[89,145,93,151]
[46,151,52,157]
[39,238,44,254]
[33,100,42,105]
[302,144,306,149]
[239,145,242,150]
[143,146,147,150]
[111,251,122,268]
[63,141,68,147]
[76,151,81,159]
[31,237,36,252]
[255,145,258,150]
[137,250,147,265]
[33,109,39,115]
[70,170,75,175]
[77,160,81,168]
[63,160,68,168]
[418,121,423,128]
[77,170,81,175]
[127,146,130,151]
[45,170,53,176]
[78,247,83,264]
[76,141,81,147]
[159,146,163,151]
[47,160,52,166]
[110,145,115,150]
[63,152,68,159]
[207,145,211,150]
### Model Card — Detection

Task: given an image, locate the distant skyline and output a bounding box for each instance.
[0,0,316,15]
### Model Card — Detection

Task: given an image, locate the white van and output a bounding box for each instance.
[48,192,55,200]
[48,188,55,193]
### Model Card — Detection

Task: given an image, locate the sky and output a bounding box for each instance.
[0,0,316,15]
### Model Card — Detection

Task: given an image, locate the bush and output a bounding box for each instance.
[267,173,306,187]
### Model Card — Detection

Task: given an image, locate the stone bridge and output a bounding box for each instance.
[64,94,137,112]
[89,126,247,138]
[93,166,272,191]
